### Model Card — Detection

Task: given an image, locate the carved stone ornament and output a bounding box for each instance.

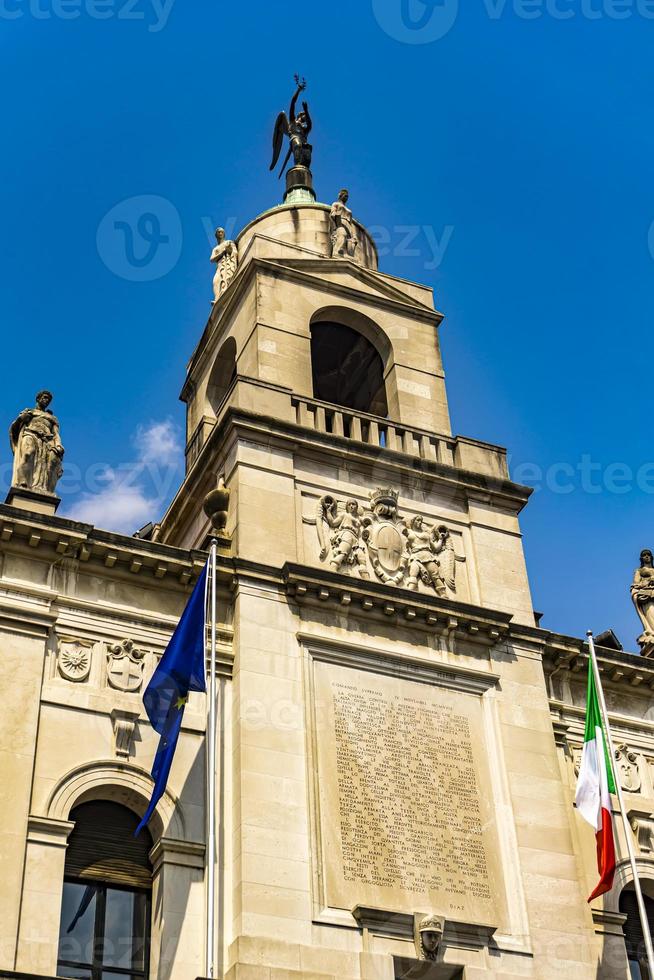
[615,743,642,793]
[107,639,145,693]
[630,809,654,854]
[414,912,445,961]
[57,638,92,683]
[307,488,465,594]
[111,708,139,759]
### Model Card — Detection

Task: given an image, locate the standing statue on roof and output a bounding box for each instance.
[270,75,313,179]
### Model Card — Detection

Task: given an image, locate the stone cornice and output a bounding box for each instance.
[543,635,654,689]
[0,588,56,638]
[26,815,75,846]
[0,504,231,589]
[149,837,205,872]
[284,561,512,647]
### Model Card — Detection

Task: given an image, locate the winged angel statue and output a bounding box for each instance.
[270,75,313,178]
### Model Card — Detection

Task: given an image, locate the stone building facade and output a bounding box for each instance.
[1,196,653,980]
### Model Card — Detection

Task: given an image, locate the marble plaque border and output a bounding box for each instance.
[299,632,533,956]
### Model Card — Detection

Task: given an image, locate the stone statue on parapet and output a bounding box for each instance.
[329,189,358,260]
[631,549,654,654]
[269,74,313,178]
[211,227,238,304]
[9,390,64,495]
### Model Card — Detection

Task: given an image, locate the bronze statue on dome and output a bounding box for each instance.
[269,75,313,179]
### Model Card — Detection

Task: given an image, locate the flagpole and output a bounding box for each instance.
[587,631,654,974]
[206,539,218,978]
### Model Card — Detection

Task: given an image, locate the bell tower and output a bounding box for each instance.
[156,90,598,980]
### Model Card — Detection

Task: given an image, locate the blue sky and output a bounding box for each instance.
[2,0,653,647]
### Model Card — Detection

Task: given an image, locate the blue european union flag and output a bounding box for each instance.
[136,562,208,835]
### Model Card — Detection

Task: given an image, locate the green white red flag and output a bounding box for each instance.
[575,659,616,902]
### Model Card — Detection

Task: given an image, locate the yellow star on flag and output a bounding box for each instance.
[175,695,188,710]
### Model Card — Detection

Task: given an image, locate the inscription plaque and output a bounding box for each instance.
[313,662,502,923]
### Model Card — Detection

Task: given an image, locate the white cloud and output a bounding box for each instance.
[66,420,183,535]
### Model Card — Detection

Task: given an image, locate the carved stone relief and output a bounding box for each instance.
[615,743,642,793]
[307,487,465,595]
[414,913,445,961]
[57,638,92,683]
[111,708,139,758]
[107,639,145,693]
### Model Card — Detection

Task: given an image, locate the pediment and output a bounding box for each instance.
[258,256,441,320]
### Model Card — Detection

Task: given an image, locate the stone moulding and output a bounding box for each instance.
[351,905,497,951]
[46,760,186,840]
[0,502,210,586]
[543,640,654,693]
[299,633,499,697]
[284,561,512,647]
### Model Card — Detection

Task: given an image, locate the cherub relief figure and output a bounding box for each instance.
[404,518,463,596]
[316,496,370,579]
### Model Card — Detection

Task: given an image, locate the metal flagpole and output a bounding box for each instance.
[587,631,654,975]
[206,540,218,978]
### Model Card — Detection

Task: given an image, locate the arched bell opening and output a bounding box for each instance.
[207,336,237,416]
[309,312,389,418]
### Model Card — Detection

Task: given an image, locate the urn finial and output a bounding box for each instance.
[203,476,231,535]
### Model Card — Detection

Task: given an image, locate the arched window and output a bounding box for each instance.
[57,801,152,980]
[310,321,388,417]
[207,337,237,415]
[620,887,654,979]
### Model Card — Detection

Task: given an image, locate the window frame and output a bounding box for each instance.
[57,875,151,980]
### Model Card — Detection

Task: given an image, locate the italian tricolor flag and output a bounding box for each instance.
[575,660,617,902]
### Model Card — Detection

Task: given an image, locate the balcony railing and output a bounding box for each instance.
[183,378,509,482]
[291,395,456,466]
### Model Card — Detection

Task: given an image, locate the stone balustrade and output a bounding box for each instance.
[185,377,512,484]
[292,394,457,467]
